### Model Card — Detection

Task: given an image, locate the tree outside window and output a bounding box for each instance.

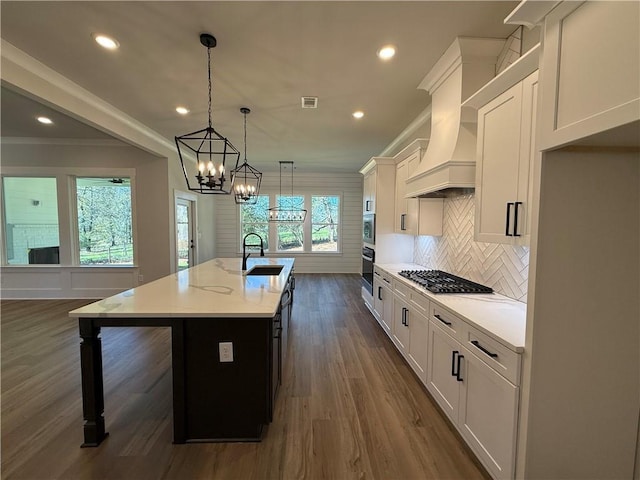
[76,178,133,265]
[311,196,339,252]
[276,195,304,251]
[240,195,270,250]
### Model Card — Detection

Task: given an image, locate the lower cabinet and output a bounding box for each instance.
[369,266,522,479]
[428,316,519,480]
[392,280,429,384]
[373,268,393,335]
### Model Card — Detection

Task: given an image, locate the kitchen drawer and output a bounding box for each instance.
[465,325,521,385]
[374,267,392,286]
[409,290,430,316]
[393,279,411,300]
[431,304,465,342]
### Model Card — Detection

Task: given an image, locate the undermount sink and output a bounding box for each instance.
[245,265,284,276]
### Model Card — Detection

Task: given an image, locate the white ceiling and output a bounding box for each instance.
[0,1,519,172]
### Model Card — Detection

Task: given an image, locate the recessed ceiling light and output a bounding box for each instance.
[176,106,190,115]
[377,45,396,60]
[93,33,119,50]
[37,116,53,125]
[352,111,364,119]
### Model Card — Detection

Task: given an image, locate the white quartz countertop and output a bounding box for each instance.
[69,257,295,319]
[376,263,526,352]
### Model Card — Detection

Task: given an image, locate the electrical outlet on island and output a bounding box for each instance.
[219,342,233,362]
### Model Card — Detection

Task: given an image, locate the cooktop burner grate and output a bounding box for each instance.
[398,270,493,294]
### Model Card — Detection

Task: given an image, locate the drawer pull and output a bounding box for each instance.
[374,271,381,276]
[378,286,383,301]
[471,340,498,358]
[434,314,452,326]
[383,278,390,284]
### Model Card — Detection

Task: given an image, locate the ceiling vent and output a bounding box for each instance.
[301,96,318,109]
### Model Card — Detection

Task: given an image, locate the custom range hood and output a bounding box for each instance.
[406,37,505,198]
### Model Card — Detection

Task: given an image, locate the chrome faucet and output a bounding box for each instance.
[242,233,264,270]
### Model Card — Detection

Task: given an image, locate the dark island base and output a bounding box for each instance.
[79,315,280,446]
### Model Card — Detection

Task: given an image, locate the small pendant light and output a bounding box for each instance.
[268,161,307,222]
[230,107,262,204]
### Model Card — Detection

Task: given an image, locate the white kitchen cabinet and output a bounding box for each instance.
[508,1,640,150]
[459,344,519,480]
[394,144,444,236]
[363,170,376,213]
[473,70,538,245]
[427,308,521,480]
[391,279,430,384]
[427,319,462,423]
[361,157,394,226]
[405,292,429,383]
[373,267,393,335]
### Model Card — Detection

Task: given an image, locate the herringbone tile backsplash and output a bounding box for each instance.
[414,194,529,302]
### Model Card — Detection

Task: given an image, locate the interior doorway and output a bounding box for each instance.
[175,194,196,271]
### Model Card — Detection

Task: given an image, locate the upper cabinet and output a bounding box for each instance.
[506,1,640,150]
[363,170,376,214]
[359,157,396,236]
[464,46,540,246]
[394,140,443,236]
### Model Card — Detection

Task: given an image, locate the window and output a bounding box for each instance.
[311,195,339,252]
[240,195,270,250]
[276,195,304,252]
[2,177,60,265]
[239,193,341,253]
[76,177,133,265]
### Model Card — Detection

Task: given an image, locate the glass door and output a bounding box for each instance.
[176,197,195,270]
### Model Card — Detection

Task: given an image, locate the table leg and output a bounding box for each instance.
[79,318,108,447]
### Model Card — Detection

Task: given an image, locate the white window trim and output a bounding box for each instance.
[238,191,343,255]
[1,166,137,267]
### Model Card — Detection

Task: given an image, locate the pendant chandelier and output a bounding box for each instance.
[175,33,240,194]
[268,161,307,222]
[230,107,262,204]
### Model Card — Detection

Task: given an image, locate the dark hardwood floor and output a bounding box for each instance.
[1,274,489,480]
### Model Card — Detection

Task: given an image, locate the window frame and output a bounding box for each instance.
[0,166,138,267]
[238,191,342,255]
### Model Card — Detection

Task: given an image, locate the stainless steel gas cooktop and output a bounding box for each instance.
[398,270,493,294]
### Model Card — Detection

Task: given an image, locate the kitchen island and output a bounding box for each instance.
[70,257,295,447]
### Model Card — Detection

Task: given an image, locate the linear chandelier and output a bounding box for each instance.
[230,107,262,204]
[175,33,240,194]
[268,161,307,222]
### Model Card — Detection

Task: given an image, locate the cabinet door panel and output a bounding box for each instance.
[392,297,410,352]
[406,308,429,384]
[459,348,519,480]
[426,322,461,423]
[475,82,522,244]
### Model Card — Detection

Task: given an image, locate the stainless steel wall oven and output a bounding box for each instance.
[362,246,375,294]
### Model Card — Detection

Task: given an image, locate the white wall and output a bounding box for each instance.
[519,149,639,479]
[215,171,362,273]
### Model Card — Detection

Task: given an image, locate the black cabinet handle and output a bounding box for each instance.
[471,340,498,358]
[400,214,406,231]
[378,286,383,301]
[374,271,380,276]
[456,354,464,381]
[401,307,408,326]
[383,277,390,284]
[365,200,371,211]
[451,350,458,376]
[513,201,522,237]
[505,202,514,236]
[434,314,452,326]
[404,308,409,327]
